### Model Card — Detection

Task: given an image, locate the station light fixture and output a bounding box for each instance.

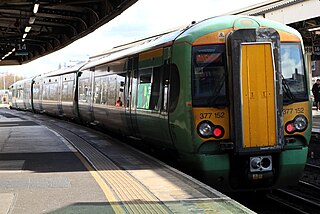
[29,16,36,24]
[25,26,32,33]
[22,33,27,39]
[33,2,40,14]
[22,39,25,42]
[308,26,320,32]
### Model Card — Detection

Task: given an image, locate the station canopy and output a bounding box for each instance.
[0,0,137,65]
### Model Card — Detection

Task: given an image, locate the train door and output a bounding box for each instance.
[227,28,282,152]
[78,69,94,123]
[158,47,174,146]
[23,79,32,110]
[125,57,139,137]
[32,77,43,112]
[241,43,276,147]
[57,75,63,116]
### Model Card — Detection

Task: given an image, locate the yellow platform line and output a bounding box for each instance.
[73,151,125,214]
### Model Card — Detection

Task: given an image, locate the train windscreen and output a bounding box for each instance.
[192,45,228,107]
[281,43,308,103]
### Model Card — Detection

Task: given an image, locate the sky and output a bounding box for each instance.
[0,0,266,78]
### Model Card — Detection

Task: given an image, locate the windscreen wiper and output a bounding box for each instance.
[281,74,296,103]
[208,73,226,106]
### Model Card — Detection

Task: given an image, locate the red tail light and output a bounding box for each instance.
[285,123,295,134]
[213,126,224,138]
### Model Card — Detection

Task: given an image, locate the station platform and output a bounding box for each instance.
[312,108,320,133]
[0,108,254,214]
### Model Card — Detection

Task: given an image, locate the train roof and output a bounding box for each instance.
[34,61,87,80]
[8,16,303,90]
[177,15,302,43]
[81,27,185,70]
[81,15,302,70]
[9,77,33,89]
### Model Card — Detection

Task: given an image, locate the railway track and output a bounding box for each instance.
[265,164,320,213]
[265,177,320,214]
[230,164,320,213]
[301,163,320,188]
[305,163,320,170]
[266,188,320,214]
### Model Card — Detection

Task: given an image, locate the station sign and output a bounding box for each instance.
[313,45,320,55]
[15,43,28,56]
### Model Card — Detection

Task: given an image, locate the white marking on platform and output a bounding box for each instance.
[0,193,15,214]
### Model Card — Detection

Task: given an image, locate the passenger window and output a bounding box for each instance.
[18,89,23,99]
[115,73,125,107]
[49,83,58,100]
[94,77,103,104]
[94,76,108,105]
[137,69,152,109]
[137,67,163,111]
[62,82,68,101]
[67,81,73,100]
[107,75,117,105]
[150,67,161,110]
[42,85,48,100]
[79,78,90,103]
[33,84,40,100]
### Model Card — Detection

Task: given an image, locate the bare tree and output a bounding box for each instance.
[0,73,23,89]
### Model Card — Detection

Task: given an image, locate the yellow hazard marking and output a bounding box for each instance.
[73,152,125,214]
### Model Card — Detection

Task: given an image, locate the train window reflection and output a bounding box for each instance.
[192,45,228,107]
[107,75,117,105]
[280,43,307,102]
[79,78,91,103]
[137,69,152,109]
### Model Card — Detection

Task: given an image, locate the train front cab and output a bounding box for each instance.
[173,18,311,191]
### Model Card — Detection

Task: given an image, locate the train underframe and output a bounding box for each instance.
[180,145,308,192]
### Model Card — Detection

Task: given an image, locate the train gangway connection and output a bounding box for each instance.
[0,108,254,214]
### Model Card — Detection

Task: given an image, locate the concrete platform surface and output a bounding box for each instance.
[0,108,255,214]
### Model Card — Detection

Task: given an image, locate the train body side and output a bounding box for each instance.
[32,64,84,119]
[9,78,33,110]
[8,15,311,192]
[77,52,176,147]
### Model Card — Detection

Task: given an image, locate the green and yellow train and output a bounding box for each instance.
[10,15,311,191]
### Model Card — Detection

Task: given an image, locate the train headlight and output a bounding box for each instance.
[197,121,214,138]
[285,115,308,134]
[197,121,225,139]
[293,115,308,132]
